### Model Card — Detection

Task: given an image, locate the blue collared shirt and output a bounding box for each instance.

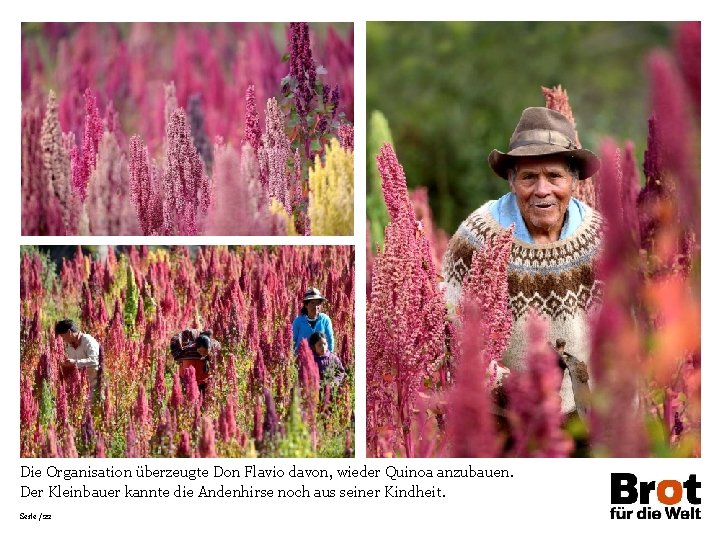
[489,192,586,243]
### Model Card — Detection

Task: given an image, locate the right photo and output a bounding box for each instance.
[366,22,700,458]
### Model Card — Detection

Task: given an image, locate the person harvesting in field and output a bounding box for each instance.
[442,107,602,414]
[170,329,219,393]
[55,319,101,399]
[292,287,335,354]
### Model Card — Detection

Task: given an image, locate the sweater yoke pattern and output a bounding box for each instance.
[444,203,604,321]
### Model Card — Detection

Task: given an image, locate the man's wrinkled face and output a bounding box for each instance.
[510,156,576,240]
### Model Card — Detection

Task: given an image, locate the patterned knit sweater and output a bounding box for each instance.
[442,200,603,413]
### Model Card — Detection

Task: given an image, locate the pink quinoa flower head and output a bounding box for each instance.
[596,139,627,276]
[154,409,176,454]
[176,430,193,458]
[40,90,74,234]
[674,22,700,117]
[600,138,656,280]
[225,400,238,442]
[218,407,230,443]
[504,312,572,457]
[339,332,352,370]
[87,131,140,235]
[135,294,146,329]
[642,114,663,185]
[129,135,163,235]
[410,187,449,269]
[298,338,320,423]
[162,107,211,235]
[21,106,42,188]
[588,301,648,457]
[461,226,514,367]
[315,25,354,121]
[35,347,57,390]
[20,377,38,428]
[80,283,93,327]
[23,105,65,235]
[444,230,513,457]
[446,299,501,457]
[338,123,354,152]
[134,384,150,428]
[288,22,317,119]
[376,143,413,225]
[330,85,340,119]
[253,351,268,389]
[589,140,648,457]
[258,97,293,212]
[169,372,184,410]
[64,358,84,401]
[366,143,446,457]
[152,354,166,409]
[225,353,238,397]
[244,84,261,153]
[647,50,699,238]
[542,85,577,135]
[181,365,201,408]
[198,416,217,458]
[206,142,277,235]
[70,88,104,201]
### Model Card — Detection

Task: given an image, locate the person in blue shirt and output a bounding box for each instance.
[292,287,334,353]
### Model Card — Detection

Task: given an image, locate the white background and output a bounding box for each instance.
[3,1,716,538]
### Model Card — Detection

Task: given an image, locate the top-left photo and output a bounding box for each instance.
[21,22,354,236]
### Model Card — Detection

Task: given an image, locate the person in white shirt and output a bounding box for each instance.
[55,319,101,398]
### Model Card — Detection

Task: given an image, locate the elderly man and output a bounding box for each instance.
[55,319,101,398]
[442,107,603,414]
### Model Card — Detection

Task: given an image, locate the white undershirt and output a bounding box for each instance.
[65,333,100,392]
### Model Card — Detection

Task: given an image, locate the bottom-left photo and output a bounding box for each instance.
[20,245,355,458]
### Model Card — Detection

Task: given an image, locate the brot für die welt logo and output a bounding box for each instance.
[610,473,701,520]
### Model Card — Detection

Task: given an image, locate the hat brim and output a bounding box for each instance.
[303,296,326,303]
[488,145,600,180]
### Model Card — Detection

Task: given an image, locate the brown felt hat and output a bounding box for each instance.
[488,107,600,180]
